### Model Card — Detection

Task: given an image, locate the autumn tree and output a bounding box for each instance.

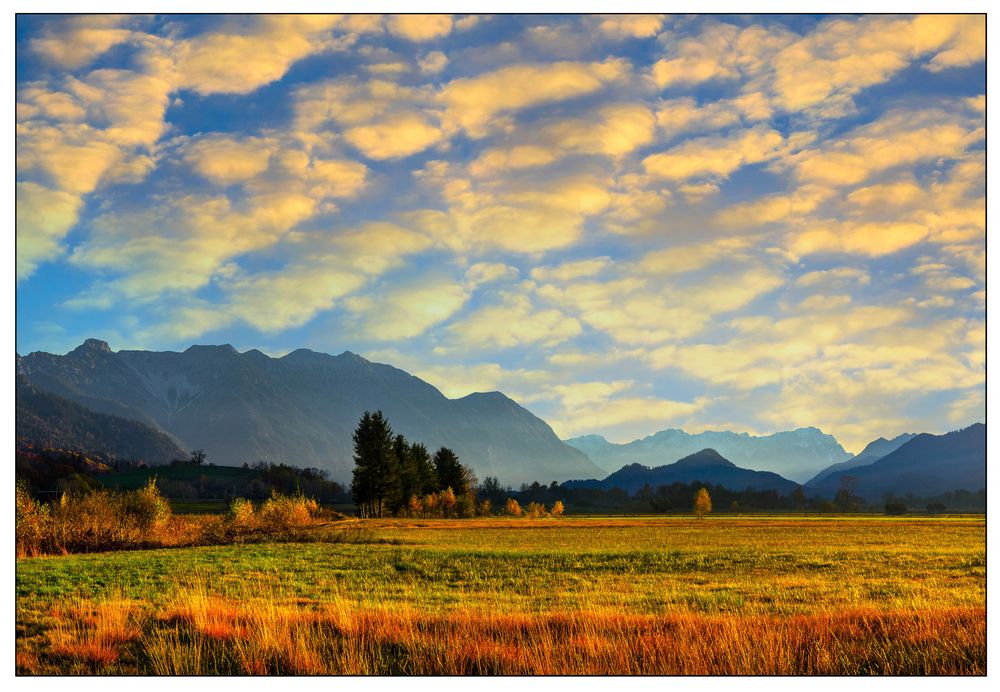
[505,497,522,517]
[550,500,565,517]
[694,487,712,518]
[439,486,457,517]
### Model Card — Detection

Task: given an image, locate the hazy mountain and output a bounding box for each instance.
[16,372,185,464]
[804,433,918,487]
[564,448,801,496]
[565,427,851,483]
[808,424,985,502]
[18,339,602,485]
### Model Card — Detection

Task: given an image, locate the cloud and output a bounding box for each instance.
[386,15,453,42]
[343,112,445,159]
[649,16,983,120]
[531,258,611,283]
[537,266,784,346]
[787,220,930,259]
[418,51,449,74]
[655,98,742,140]
[643,126,787,182]
[637,236,758,276]
[469,103,656,174]
[67,189,320,302]
[596,15,665,39]
[410,166,614,254]
[791,108,982,187]
[30,15,136,69]
[171,15,341,95]
[183,135,275,185]
[715,185,833,228]
[549,395,704,440]
[226,266,366,332]
[440,58,630,137]
[794,267,870,288]
[466,262,519,287]
[346,275,468,340]
[16,182,84,280]
[445,294,582,350]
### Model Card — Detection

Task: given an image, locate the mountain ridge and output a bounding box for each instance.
[807,424,984,501]
[18,339,602,486]
[564,448,800,496]
[565,426,851,482]
[805,433,918,487]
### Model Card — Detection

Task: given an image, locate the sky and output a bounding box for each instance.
[14,13,985,453]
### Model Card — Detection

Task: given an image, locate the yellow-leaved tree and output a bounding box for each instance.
[694,487,712,519]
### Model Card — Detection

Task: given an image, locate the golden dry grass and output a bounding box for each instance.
[33,583,984,675]
[16,515,985,675]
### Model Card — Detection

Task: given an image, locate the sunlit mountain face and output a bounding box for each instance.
[15,14,984,453]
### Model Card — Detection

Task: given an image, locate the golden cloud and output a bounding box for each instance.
[446,294,582,349]
[440,58,630,137]
[16,182,84,280]
[31,15,136,69]
[643,126,785,181]
[343,112,445,159]
[346,275,468,340]
[386,15,454,42]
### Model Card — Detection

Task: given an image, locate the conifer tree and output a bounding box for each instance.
[434,447,471,496]
[351,411,401,518]
[410,442,437,494]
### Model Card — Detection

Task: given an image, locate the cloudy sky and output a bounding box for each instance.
[15,13,985,452]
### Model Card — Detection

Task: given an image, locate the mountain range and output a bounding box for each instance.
[16,339,985,500]
[806,424,985,502]
[565,427,851,483]
[804,433,917,487]
[564,448,801,496]
[17,339,602,485]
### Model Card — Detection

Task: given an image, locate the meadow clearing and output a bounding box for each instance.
[15,515,985,675]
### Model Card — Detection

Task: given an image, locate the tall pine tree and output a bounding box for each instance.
[351,410,401,517]
[393,434,415,514]
[433,447,472,496]
[410,442,437,495]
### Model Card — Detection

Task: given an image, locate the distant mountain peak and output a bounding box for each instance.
[71,338,112,355]
[672,448,736,469]
[184,343,237,355]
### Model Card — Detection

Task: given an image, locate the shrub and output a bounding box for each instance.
[228,498,255,527]
[526,502,548,519]
[121,478,171,532]
[257,491,317,532]
[550,500,564,518]
[16,482,51,557]
[505,498,522,517]
[478,499,492,516]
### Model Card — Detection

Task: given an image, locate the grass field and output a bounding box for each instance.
[15,515,985,675]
